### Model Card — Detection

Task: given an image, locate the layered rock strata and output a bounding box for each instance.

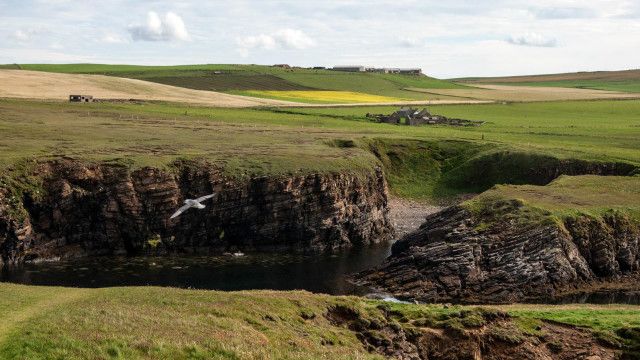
[355,201,639,303]
[0,160,393,264]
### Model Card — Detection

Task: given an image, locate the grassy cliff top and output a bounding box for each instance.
[467,175,640,224]
[0,283,638,359]
[1,99,639,169]
[1,98,639,200]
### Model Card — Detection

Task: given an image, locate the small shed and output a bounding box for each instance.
[332,65,365,72]
[398,68,422,75]
[69,95,93,102]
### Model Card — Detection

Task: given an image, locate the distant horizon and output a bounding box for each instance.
[1,0,639,78]
[3,62,639,80]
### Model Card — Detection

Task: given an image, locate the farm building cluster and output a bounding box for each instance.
[331,66,422,75]
[271,64,422,75]
[367,107,484,127]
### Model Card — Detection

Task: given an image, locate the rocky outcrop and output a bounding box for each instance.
[355,201,640,303]
[0,160,393,264]
[326,303,620,360]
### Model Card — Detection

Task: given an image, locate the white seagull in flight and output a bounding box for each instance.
[170,194,215,219]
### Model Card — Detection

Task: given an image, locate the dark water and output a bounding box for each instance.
[3,244,639,304]
[0,244,392,296]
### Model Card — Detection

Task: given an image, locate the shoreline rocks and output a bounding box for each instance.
[354,201,640,303]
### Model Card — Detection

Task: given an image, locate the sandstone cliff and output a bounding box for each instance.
[355,200,640,303]
[0,160,393,264]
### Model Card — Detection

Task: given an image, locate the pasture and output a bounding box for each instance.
[0,283,638,359]
[239,90,406,103]
[471,175,640,221]
[1,98,639,200]
[407,84,640,102]
[458,69,640,93]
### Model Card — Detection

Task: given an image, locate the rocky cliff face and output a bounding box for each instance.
[0,160,393,264]
[355,201,640,303]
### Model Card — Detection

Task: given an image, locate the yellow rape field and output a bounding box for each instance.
[242,90,408,103]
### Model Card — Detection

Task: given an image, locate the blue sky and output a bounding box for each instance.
[1,0,639,78]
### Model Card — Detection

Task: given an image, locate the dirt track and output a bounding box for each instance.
[0,70,296,107]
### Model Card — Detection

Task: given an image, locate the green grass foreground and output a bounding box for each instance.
[0,283,638,359]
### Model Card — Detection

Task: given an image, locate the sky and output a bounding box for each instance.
[1,0,639,78]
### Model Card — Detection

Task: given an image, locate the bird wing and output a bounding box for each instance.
[195,193,215,202]
[170,203,192,219]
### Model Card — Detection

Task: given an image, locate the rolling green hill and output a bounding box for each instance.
[455,69,640,93]
[14,63,466,100]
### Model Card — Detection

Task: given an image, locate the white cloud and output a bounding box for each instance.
[507,32,557,47]
[102,33,128,44]
[398,36,423,48]
[273,29,315,49]
[236,28,315,54]
[613,2,640,19]
[533,7,597,19]
[1,1,639,77]
[128,11,190,42]
[237,34,277,50]
[10,29,40,42]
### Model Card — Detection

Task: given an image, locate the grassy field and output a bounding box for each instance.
[479,175,640,219]
[0,283,638,359]
[457,69,640,93]
[269,100,640,165]
[12,63,466,101]
[464,175,640,231]
[2,72,640,358]
[9,64,640,103]
[239,90,406,103]
[477,80,640,94]
[1,98,639,199]
[407,84,640,102]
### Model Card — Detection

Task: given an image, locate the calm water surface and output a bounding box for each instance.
[1,244,392,296]
[3,244,639,304]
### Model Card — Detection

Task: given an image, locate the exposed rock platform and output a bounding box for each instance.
[355,199,640,303]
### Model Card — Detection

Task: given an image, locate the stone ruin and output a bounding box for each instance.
[366,107,484,127]
[69,95,94,103]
